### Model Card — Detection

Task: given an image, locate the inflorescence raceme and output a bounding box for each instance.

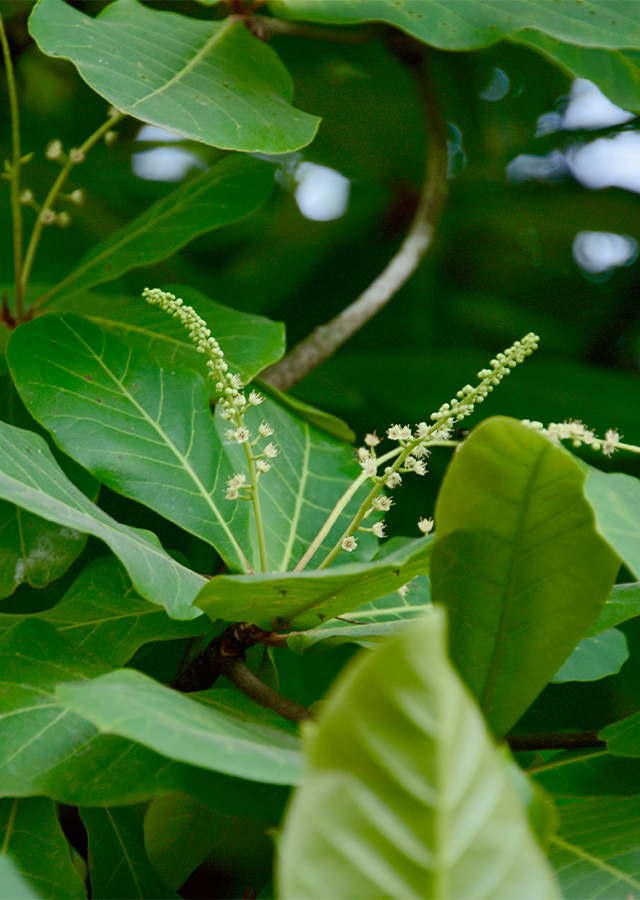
[521,419,640,458]
[344,333,540,546]
[142,288,277,502]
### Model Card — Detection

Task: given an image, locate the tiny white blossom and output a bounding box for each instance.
[342,536,357,552]
[372,521,386,539]
[387,424,412,441]
[364,432,380,447]
[259,422,274,438]
[19,189,34,204]
[40,208,56,225]
[418,517,434,534]
[371,495,393,512]
[225,486,240,501]
[264,442,278,458]
[361,458,378,478]
[45,140,63,161]
[227,473,246,490]
[249,390,264,406]
[256,460,271,474]
[397,583,410,598]
[603,429,621,456]
[69,148,85,164]
[384,468,402,488]
[356,447,369,463]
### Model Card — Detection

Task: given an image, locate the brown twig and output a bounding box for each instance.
[260,45,448,392]
[506,731,605,752]
[220,656,313,723]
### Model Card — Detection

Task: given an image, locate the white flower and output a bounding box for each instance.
[387,424,412,441]
[397,583,410,599]
[418,517,434,534]
[259,422,274,438]
[45,140,63,161]
[384,468,402,489]
[342,536,357,552]
[225,487,239,500]
[356,447,369,463]
[256,459,271,474]
[227,473,247,490]
[249,390,264,406]
[361,458,378,478]
[372,521,386,539]
[603,429,621,456]
[264,442,278,458]
[371,496,393,512]
[364,432,380,447]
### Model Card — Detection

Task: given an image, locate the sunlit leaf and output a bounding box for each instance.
[0,798,86,900]
[39,156,275,304]
[195,536,434,629]
[8,313,251,574]
[584,467,640,580]
[430,417,620,739]
[29,0,320,152]
[278,607,561,900]
[0,421,205,618]
[80,806,179,900]
[56,670,302,785]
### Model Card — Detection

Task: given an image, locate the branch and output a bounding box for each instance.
[506,731,605,752]
[260,47,448,393]
[219,656,313,723]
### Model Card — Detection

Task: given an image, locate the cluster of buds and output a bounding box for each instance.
[522,419,623,457]
[142,288,277,502]
[45,140,85,165]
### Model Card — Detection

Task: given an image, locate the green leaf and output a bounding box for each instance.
[551,628,628,683]
[143,793,222,891]
[269,1,640,51]
[195,536,434,629]
[512,34,640,112]
[28,0,320,153]
[286,574,431,652]
[548,797,640,898]
[56,670,303,785]
[0,798,86,899]
[430,417,620,740]
[52,286,285,389]
[0,376,98,600]
[0,557,211,667]
[0,855,41,900]
[8,313,251,574]
[0,618,290,816]
[214,395,379,573]
[0,420,205,618]
[80,807,178,900]
[600,711,640,758]
[531,749,640,798]
[39,156,275,304]
[277,607,561,900]
[584,467,640,580]
[586,582,640,637]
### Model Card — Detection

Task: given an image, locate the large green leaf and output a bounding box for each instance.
[548,797,640,898]
[586,582,640,636]
[286,574,431,652]
[269,1,640,51]
[430,417,620,740]
[28,0,320,153]
[0,376,98,600]
[0,618,291,816]
[512,34,640,113]
[8,313,251,574]
[0,420,205,618]
[0,557,211,667]
[80,807,178,900]
[214,395,378,573]
[38,156,275,305]
[584,467,640,580]
[0,798,86,900]
[600,711,640,758]
[51,286,285,389]
[278,607,561,900]
[551,628,628,683]
[195,536,434,629]
[531,749,640,798]
[56,669,302,785]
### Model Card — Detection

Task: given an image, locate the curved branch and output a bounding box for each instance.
[219,656,314,723]
[260,49,448,393]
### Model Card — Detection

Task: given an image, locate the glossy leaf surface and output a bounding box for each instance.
[551,628,628,683]
[195,536,434,629]
[0,557,211,667]
[56,670,303,785]
[278,608,561,900]
[430,417,620,739]
[40,156,275,303]
[52,285,285,389]
[0,797,86,899]
[0,619,290,816]
[8,313,250,573]
[80,806,178,900]
[29,0,320,152]
[0,421,205,618]
[549,797,640,898]
[270,1,640,51]
[287,574,431,652]
[584,467,640,580]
